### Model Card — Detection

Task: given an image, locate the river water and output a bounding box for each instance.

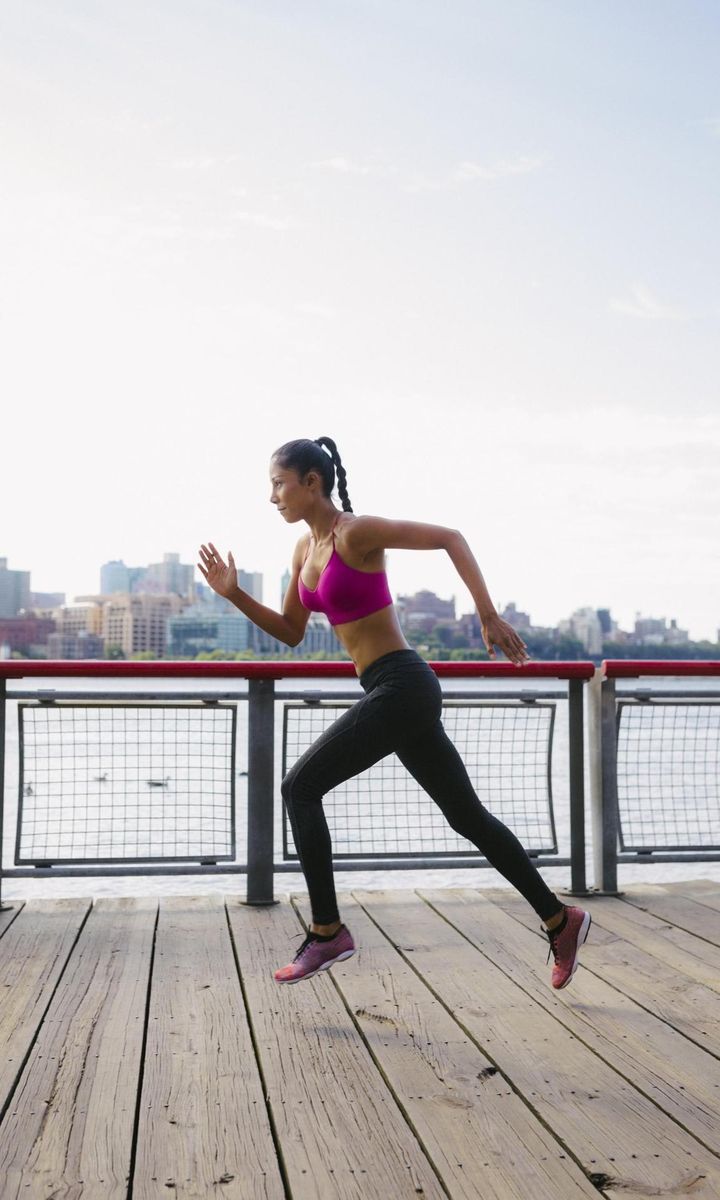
[1,674,719,901]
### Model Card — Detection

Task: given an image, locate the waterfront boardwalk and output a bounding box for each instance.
[1,881,719,1199]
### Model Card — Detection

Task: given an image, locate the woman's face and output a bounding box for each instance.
[269,460,318,522]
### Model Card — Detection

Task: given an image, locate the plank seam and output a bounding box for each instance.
[289,897,454,1200]
[126,900,159,1200]
[224,900,294,1200]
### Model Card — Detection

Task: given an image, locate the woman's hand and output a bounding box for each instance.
[481,613,530,665]
[198,543,237,599]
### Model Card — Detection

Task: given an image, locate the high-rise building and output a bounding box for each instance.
[102,594,184,657]
[237,570,263,602]
[0,558,31,617]
[143,553,195,599]
[280,570,291,606]
[100,560,131,594]
[559,608,603,655]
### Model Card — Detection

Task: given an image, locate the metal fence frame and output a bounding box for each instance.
[590,659,720,894]
[0,659,595,911]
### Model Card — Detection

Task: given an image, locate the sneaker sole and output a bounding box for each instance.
[554,911,592,990]
[274,946,355,984]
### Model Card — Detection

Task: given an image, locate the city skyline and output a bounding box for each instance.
[2,3,718,641]
[0,550,709,645]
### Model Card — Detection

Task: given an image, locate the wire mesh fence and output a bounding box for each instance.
[617,701,720,851]
[16,704,236,864]
[281,700,557,859]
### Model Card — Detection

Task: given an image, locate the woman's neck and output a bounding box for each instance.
[308,507,341,544]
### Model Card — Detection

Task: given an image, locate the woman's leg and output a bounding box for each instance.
[396,718,565,922]
[281,686,406,926]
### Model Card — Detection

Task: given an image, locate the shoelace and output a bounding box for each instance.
[544,926,559,966]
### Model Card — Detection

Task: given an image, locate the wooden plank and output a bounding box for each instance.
[0,897,151,1200]
[621,884,720,947]
[419,887,720,1156]
[355,888,720,1200]
[573,893,720,993]
[132,895,285,1200]
[0,899,90,1120]
[292,892,601,1200]
[0,897,24,936]
[488,888,720,1059]
[226,894,447,1200]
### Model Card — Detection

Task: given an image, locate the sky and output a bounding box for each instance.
[1,0,718,639]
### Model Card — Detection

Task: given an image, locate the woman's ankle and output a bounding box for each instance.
[311,919,342,936]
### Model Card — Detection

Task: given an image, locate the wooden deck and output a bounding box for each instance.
[1,881,720,1200]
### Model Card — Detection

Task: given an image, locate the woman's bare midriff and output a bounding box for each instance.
[333,604,412,676]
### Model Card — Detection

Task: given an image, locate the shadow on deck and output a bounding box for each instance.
[1,880,720,1198]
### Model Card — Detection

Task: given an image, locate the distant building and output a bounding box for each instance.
[280,570,291,606]
[298,613,343,655]
[102,593,184,657]
[167,607,252,656]
[633,614,689,645]
[0,558,31,617]
[100,560,132,594]
[559,608,603,655]
[30,591,66,609]
[501,602,531,632]
[142,553,195,599]
[237,570,263,603]
[47,630,104,659]
[52,603,104,641]
[396,590,455,633]
[101,554,195,598]
[0,616,55,655]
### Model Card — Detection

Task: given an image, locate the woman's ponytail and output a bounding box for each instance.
[314,436,353,512]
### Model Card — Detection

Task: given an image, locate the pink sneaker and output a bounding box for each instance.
[274,924,356,984]
[544,906,592,989]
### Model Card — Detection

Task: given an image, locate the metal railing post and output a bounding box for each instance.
[566,677,588,895]
[593,674,621,894]
[244,677,277,906]
[0,678,12,911]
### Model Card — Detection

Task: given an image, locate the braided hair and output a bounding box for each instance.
[272,436,354,512]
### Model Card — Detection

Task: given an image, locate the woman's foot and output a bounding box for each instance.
[543,906,592,989]
[274,924,356,984]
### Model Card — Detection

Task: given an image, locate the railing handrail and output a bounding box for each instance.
[0,659,596,681]
[602,659,720,679]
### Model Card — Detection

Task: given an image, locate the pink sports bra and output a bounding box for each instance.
[297,515,393,626]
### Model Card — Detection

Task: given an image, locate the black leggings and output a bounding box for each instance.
[281,648,565,926]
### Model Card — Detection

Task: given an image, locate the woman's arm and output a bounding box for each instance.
[198,539,311,647]
[344,516,495,615]
[345,516,529,662]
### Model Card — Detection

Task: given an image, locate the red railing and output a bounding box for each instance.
[603,660,720,678]
[0,660,595,680]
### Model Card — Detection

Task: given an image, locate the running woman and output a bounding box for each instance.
[198,437,591,989]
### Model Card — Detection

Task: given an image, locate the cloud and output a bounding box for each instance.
[609,283,687,321]
[296,302,336,319]
[451,155,545,182]
[704,117,720,137]
[231,210,298,231]
[403,154,545,192]
[310,156,374,175]
[171,154,242,170]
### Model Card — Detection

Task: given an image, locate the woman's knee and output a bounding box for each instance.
[281,764,317,808]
